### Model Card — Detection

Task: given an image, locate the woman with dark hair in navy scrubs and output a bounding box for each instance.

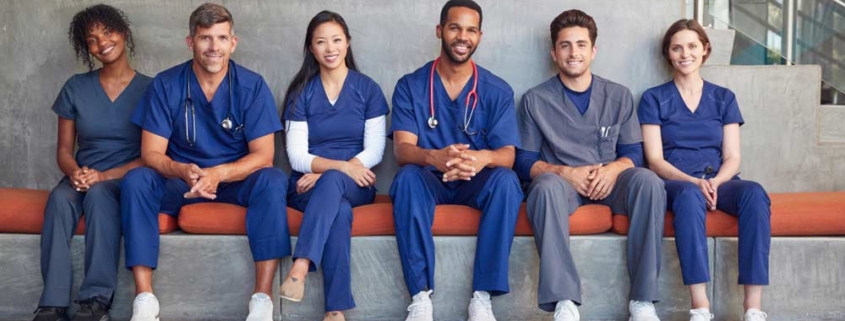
[639,19,771,321]
[36,4,151,321]
[279,10,389,321]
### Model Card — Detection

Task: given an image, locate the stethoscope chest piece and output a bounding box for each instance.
[428,116,438,129]
[221,117,233,130]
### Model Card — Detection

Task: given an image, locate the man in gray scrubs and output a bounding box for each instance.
[515,10,666,321]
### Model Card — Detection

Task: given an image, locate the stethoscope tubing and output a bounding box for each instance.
[428,57,478,133]
[184,61,236,146]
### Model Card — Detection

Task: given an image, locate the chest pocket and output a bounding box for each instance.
[597,124,619,162]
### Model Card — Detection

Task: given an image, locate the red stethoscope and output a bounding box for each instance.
[427,57,479,135]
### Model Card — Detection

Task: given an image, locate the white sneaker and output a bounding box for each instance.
[405,290,433,321]
[130,292,160,321]
[628,300,660,321]
[689,308,714,321]
[553,300,580,321]
[468,291,496,321]
[744,308,768,321]
[246,293,274,321]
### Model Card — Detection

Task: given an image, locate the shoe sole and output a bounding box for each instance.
[279,294,302,303]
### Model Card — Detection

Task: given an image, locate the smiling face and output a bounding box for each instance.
[309,21,349,72]
[437,6,482,64]
[552,26,596,80]
[667,29,709,77]
[186,22,238,76]
[85,22,126,66]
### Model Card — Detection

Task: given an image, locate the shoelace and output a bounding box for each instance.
[407,299,430,317]
[746,310,768,320]
[470,298,493,316]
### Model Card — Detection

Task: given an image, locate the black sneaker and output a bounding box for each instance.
[32,307,69,321]
[71,299,110,321]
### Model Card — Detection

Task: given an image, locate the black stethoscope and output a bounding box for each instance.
[427,57,479,135]
[184,61,238,146]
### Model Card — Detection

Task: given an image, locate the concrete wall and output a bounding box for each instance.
[0,0,681,192]
[701,65,845,192]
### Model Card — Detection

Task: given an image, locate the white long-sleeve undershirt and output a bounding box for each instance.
[285,115,386,173]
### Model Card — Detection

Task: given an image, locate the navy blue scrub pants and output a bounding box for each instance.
[665,179,771,285]
[288,170,375,312]
[39,177,122,308]
[120,167,291,269]
[390,165,523,297]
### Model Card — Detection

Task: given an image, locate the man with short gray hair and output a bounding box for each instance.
[120,3,290,321]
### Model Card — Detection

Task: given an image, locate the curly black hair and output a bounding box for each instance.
[68,4,135,70]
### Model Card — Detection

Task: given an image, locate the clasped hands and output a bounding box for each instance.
[561,163,621,201]
[695,177,721,211]
[70,166,105,192]
[434,144,487,182]
[181,163,221,200]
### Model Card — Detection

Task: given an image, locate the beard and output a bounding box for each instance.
[441,38,476,64]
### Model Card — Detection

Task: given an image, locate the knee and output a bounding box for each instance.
[390,165,427,194]
[528,173,569,199]
[627,168,664,190]
[486,168,522,195]
[82,183,119,211]
[121,167,158,193]
[251,167,288,193]
[672,182,707,210]
[315,170,347,186]
[45,186,78,219]
[737,181,770,206]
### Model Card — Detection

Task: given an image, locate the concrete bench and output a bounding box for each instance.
[1,188,844,320]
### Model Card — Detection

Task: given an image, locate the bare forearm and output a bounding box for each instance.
[101,158,145,180]
[648,158,696,183]
[395,142,433,167]
[311,157,354,174]
[143,152,187,179]
[57,152,80,178]
[211,153,273,183]
[482,146,515,168]
[713,156,740,183]
[529,160,562,179]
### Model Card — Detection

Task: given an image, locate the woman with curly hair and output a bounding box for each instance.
[34,4,152,321]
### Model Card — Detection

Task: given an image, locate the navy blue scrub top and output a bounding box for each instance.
[283,70,389,178]
[132,60,282,169]
[390,60,520,152]
[52,70,153,172]
[637,80,744,178]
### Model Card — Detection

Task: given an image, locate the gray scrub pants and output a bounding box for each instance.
[39,177,122,308]
[526,168,665,312]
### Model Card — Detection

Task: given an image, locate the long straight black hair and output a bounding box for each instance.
[282,10,358,121]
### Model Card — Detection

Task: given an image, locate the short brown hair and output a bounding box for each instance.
[550,10,597,47]
[661,19,711,65]
[189,3,233,37]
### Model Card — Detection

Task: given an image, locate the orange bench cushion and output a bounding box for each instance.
[611,192,845,236]
[0,188,177,234]
[177,200,612,236]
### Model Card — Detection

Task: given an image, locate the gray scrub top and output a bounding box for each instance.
[52,70,153,172]
[517,74,642,167]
